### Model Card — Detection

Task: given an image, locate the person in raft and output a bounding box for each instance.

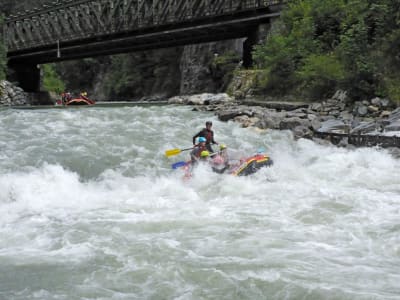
[190,137,208,164]
[192,121,218,153]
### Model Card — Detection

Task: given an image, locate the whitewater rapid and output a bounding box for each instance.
[0,105,399,300]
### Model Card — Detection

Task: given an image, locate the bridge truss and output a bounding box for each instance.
[4,0,283,63]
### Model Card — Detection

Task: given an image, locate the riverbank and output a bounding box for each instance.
[168,92,400,149]
[2,78,399,148]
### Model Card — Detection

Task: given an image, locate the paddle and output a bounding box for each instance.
[172,161,188,169]
[165,147,194,157]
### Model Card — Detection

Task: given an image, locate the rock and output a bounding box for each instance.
[350,121,379,134]
[258,111,285,129]
[217,109,242,121]
[293,125,313,139]
[371,97,381,106]
[0,80,28,106]
[318,119,350,134]
[234,115,260,128]
[168,95,187,104]
[339,111,353,122]
[309,102,322,111]
[311,117,322,131]
[367,105,379,113]
[380,98,391,108]
[279,117,310,130]
[384,120,400,132]
[331,90,349,103]
[357,105,368,116]
[380,110,391,118]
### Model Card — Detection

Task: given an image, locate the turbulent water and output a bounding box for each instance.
[0,105,399,300]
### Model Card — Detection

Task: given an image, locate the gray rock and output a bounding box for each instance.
[280,117,310,130]
[350,121,379,134]
[357,105,368,116]
[331,90,349,103]
[318,119,350,134]
[384,120,400,132]
[217,109,242,121]
[293,125,313,139]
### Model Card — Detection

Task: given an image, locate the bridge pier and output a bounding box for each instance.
[243,21,278,68]
[7,63,41,92]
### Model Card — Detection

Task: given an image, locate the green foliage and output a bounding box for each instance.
[253,35,299,95]
[252,0,400,103]
[296,54,345,99]
[383,76,400,106]
[211,51,241,91]
[42,64,65,93]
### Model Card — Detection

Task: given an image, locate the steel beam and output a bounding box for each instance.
[5,0,283,54]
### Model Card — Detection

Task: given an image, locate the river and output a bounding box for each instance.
[0,105,399,300]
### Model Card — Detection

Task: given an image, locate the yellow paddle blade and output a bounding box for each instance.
[165,148,181,157]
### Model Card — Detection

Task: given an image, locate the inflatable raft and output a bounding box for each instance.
[174,152,273,178]
[228,153,273,176]
[65,97,95,105]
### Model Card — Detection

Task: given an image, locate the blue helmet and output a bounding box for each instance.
[198,137,206,143]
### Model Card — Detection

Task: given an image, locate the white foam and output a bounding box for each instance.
[0,106,399,299]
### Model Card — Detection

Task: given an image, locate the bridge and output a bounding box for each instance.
[4,0,284,92]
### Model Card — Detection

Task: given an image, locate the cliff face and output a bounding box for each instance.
[54,39,243,101]
[179,40,243,94]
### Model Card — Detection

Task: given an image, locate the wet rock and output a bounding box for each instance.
[384,120,400,132]
[234,115,260,128]
[350,121,379,134]
[293,125,313,139]
[318,119,350,134]
[279,117,310,130]
[217,109,242,121]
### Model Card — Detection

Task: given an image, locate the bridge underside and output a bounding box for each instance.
[7,10,278,65]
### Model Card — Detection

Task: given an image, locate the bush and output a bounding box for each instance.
[296,54,345,99]
[251,0,400,104]
[42,64,65,93]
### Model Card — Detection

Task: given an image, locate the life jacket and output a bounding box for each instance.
[193,144,207,158]
[200,128,213,144]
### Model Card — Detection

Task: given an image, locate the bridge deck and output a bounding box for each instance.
[5,0,284,64]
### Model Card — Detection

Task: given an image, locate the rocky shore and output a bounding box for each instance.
[168,92,400,148]
[0,80,28,106]
[2,78,399,148]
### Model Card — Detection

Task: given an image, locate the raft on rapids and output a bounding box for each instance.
[65,97,95,106]
[228,153,273,176]
[56,91,96,106]
[171,150,273,177]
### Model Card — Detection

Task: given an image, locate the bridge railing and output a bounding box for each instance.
[4,0,283,53]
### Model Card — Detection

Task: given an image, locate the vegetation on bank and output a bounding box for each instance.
[253,0,400,104]
[42,64,65,94]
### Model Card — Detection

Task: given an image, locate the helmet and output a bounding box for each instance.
[257,147,266,154]
[200,150,210,157]
[206,121,212,126]
[219,144,227,150]
[198,137,206,143]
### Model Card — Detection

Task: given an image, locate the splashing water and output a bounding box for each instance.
[0,105,399,299]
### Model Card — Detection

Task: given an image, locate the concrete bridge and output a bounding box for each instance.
[4,0,284,92]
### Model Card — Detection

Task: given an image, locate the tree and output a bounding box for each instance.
[42,64,65,94]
